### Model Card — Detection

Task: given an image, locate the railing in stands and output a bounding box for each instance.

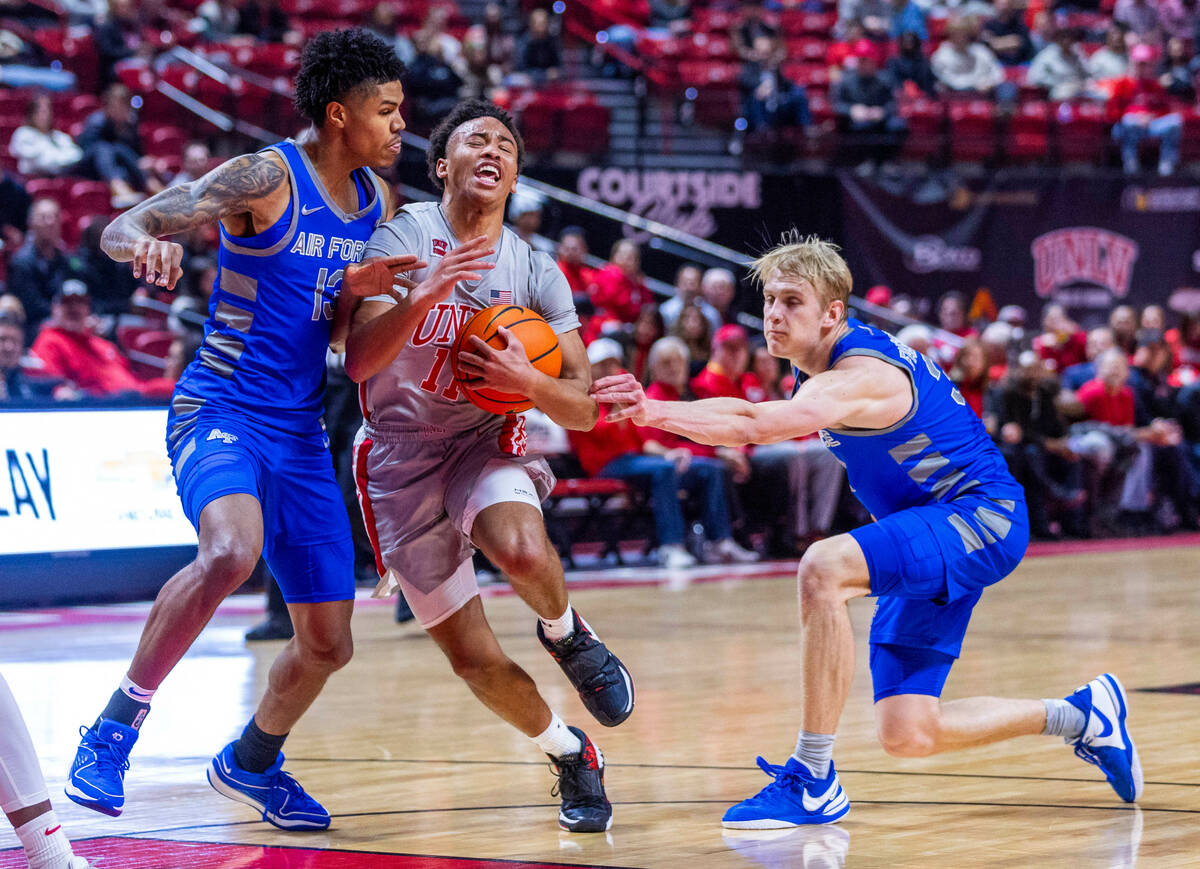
[144,47,959,345]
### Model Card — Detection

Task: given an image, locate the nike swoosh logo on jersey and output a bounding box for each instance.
[301,204,324,215]
[802,780,840,813]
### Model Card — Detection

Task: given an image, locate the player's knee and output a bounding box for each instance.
[797,540,847,610]
[486,530,552,579]
[877,713,939,758]
[297,632,354,673]
[198,538,260,590]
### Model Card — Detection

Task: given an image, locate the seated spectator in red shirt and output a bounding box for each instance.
[1108,43,1183,175]
[592,240,653,324]
[1077,349,1136,426]
[1034,303,1087,374]
[30,281,174,399]
[567,338,755,569]
[950,338,991,418]
[555,226,596,302]
[931,290,978,367]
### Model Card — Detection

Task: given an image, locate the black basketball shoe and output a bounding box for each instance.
[550,727,612,833]
[537,610,634,727]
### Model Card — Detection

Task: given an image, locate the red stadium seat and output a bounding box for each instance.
[1005,100,1050,164]
[899,96,945,160]
[145,125,188,158]
[68,181,113,217]
[25,177,73,205]
[560,103,611,156]
[947,99,997,163]
[1054,100,1108,163]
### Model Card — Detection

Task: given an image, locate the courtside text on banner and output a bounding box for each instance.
[0,408,198,555]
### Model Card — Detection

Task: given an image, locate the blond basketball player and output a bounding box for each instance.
[341,99,631,833]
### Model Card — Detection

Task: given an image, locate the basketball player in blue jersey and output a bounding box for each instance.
[592,234,1141,828]
[63,29,433,830]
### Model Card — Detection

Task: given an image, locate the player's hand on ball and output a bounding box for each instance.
[590,373,649,425]
[343,254,426,302]
[411,235,495,307]
[131,238,184,290]
[460,326,534,394]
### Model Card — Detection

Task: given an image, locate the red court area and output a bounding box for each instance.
[0,838,605,869]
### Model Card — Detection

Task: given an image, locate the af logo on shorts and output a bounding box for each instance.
[206,428,239,444]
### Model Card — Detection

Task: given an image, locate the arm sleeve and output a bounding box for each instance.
[530,250,581,334]
[361,209,425,305]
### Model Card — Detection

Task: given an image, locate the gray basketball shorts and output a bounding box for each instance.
[352,421,555,628]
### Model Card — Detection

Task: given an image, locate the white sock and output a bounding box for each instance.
[119,674,155,705]
[15,811,75,869]
[539,604,576,643]
[1042,698,1086,740]
[793,730,836,779]
[531,713,583,758]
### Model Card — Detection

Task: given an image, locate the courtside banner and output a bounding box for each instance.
[0,408,197,555]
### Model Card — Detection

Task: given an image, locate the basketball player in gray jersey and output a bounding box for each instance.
[341,100,631,833]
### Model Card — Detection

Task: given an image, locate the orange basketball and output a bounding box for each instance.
[451,304,562,414]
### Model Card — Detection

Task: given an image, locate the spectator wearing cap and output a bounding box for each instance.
[981,0,1034,66]
[931,17,1012,101]
[660,263,722,335]
[1027,26,1091,100]
[1109,43,1182,174]
[1113,0,1161,38]
[30,281,174,399]
[567,337,755,569]
[863,284,894,329]
[555,226,596,302]
[738,34,811,134]
[833,39,907,168]
[692,324,844,553]
[0,312,57,403]
[593,239,654,324]
[7,198,71,338]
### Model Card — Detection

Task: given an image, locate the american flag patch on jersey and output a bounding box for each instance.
[489,288,513,304]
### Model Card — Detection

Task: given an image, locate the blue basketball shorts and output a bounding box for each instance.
[850,494,1029,700]
[166,406,354,604]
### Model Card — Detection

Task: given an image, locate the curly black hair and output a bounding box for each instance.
[426,99,525,190]
[293,29,406,127]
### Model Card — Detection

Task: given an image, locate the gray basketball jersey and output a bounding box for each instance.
[360,202,579,434]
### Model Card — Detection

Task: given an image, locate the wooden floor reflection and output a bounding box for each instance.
[1,540,1197,867]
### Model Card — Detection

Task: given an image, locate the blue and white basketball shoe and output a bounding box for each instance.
[1064,673,1143,802]
[207,742,331,830]
[65,719,138,817]
[722,757,850,828]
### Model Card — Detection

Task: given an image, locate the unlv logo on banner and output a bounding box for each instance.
[1030,228,1139,299]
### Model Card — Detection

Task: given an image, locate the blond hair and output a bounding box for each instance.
[750,232,853,318]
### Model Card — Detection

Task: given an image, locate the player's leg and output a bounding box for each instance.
[722,533,868,830]
[207,439,357,831]
[1,675,90,869]
[67,492,263,817]
[426,593,611,832]
[466,462,633,727]
[875,692,1045,757]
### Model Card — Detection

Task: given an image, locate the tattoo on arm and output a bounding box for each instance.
[101,153,287,260]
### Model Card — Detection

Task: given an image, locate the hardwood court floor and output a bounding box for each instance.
[1,539,1198,868]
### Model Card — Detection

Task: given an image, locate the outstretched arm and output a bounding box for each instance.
[100,152,288,289]
[591,358,911,447]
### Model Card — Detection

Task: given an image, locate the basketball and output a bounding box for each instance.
[451,304,562,414]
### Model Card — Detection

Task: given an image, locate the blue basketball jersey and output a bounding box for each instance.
[811,318,1023,518]
[173,139,386,432]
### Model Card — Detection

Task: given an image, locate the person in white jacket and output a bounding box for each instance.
[7,94,143,208]
[931,17,1014,101]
